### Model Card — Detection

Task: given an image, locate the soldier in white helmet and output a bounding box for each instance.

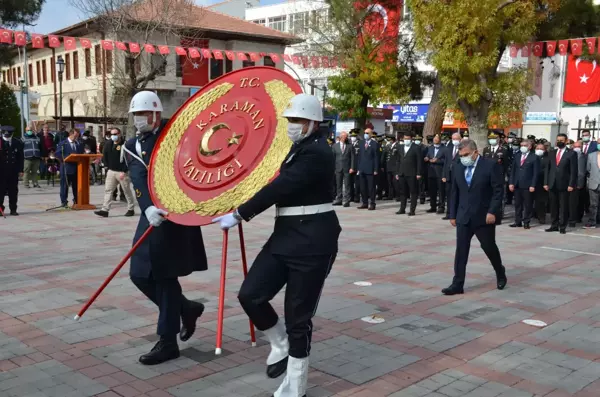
[123,91,208,365]
[213,93,341,397]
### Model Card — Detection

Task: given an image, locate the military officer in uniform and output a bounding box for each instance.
[123,91,208,365]
[375,131,387,199]
[214,93,341,397]
[385,134,400,200]
[0,126,24,216]
[483,132,510,216]
[349,130,361,202]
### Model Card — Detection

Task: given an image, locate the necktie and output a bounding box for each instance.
[520,154,526,166]
[492,147,495,155]
[71,143,75,151]
[556,149,562,165]
[453,147,457,159]
[341,143,345,153]
[365,142,368,150]
[465,166,473,187]
[585,144,588,154]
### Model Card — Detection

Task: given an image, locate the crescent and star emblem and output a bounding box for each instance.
[200,123,243,157]
[366,4,388,34]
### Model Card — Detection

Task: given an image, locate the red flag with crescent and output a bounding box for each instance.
[546,41,556,57]
[213,50,224,60]
[188,48,201,59]
[14,32,26,46]
[269,53,281,63]
[144,44,156,53]
[586,38,596,54]
[31,34,44,49]
[101,40,114,51]
[129,43,141,53]
[558,40,569,55]
[292,55,300,65]
[48,35,60,48]
[158,45,170,55]
[175,47,187,56]
[201,49,212,59]
[355,0,401,62]
[321,56,330,68]
[225,51,235,61]
[509,45,519,58]
[283,54,292,62]
[520,43,531,58]
[64,37,77,51]
[80,38,92,49]
[532,42,543,57]
[236,52,248,61]
[570,39,583,56]
[249,52,260,62]
[0,30,12,44]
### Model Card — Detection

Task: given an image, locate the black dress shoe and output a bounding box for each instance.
[408,212,416,216]
[545,227,558,232]
[139,338,180,365]
[509,223,522,228]
[333,201,342,206]
[124,210,135,217]
[368,205,376,211]
[395,210,405,215]
[497,275,507,290]
[343,202,350,207]
[437,208,445,214]
[442,216,449,220]
[442,285,464,295]
[568,222,577,228]
[524,223,530,229]
[559,229,567,234]
[180,302,205,342]
[94,210,109,218]
[426,208,436,213]
[267,357,288,379]
[357,204,368,209]
[9,211,18,216]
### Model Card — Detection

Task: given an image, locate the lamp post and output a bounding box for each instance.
[307,81,328,115]
[56,55,65,130]
[19,78,25,136]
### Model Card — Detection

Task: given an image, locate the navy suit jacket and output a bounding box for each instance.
[357,139,380,174]
[509,152,539,189]
[426,145,445,178]
[449,156,504,227]
[583,140,598,155]
[55,138,84,175]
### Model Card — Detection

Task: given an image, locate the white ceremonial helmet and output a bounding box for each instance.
[129,91,163,113]
[282,93,323,122]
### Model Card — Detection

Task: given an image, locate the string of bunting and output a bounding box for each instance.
[0,28,342,69]
[509,37,600,58]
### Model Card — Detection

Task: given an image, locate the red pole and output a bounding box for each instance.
[0,205,5,218]
[238,223,256,346]
[215,229,228,355]
[74,226,154,320]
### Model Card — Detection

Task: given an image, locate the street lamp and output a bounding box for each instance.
[307,81,328,115]
[585,114,589,127]
[19,78,26,136]
[56,55,65,130]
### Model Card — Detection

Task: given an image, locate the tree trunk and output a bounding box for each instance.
[422,76,445,142]
[459,96,491,151]
[356,93,370,130]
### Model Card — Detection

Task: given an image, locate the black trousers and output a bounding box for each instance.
[60,172,78,205]
[352,173,361,201]
[514,188,533,224]
[453,223,505,286]
[549,189,570,229]
[445,172,453,216]
[0,173,18,211]
[359,173,376,205]
[428,178,443,210]
[506,184,514,204]
[398,175,418,213]
[238,246,335,359]
[386,171,398,199]
[376,171,387,198]
[334,171,351,204]
[131,275,191,337]
[534,188,548,223]
[569,189,586,223]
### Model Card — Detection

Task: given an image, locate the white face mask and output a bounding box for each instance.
[287,122,305,143]
[489,139,497,146]
[583,136,591,142]
[404,139,412,146]
[574,147,582,153]
[85,150,91,154]
[111,135,120,142]
[520,146,529,154]
[535,150,544,157]
[350,136,357,143]
[134,115,152,133]
[363,133,370,140]
[452,139,460,146]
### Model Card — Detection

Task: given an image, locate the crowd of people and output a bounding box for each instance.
[329,127,600,233]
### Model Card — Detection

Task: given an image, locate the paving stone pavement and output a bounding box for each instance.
[1,185,600,396]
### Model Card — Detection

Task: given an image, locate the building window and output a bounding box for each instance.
[51,56,55,83]
[263,56,276,67]
[226,58,232,73]
[42,60,47,84]
[242,54,255,68]
[176,55,183,77]
[73,51,79,79]
[17,67,21,80]
[2,71,5,83]
[253,19,265,25]
[36,61,41,85]
[151,54,166,76]
[94,44,101,75]
[105,50,113,74]
[85,48,91,77]
[28,64,33,86]
[290,12,308,34]
[12,68,16,84]
[65,53,71,80]
[268,16,286,32]
[210,58,223,80]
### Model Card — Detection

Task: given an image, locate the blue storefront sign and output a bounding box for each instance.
[383,104,429,123]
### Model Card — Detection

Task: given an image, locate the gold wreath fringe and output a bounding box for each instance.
[152,79,295,216]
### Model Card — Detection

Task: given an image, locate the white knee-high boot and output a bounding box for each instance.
[273,356,308,397]
[262,319,289,378]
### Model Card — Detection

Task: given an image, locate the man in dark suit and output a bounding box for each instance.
[332,131,352,207]
[357,128,379,210]
[444,139,507,295]
[442,132,462,220]
[534,142,549,224]
[569,140,587,226]
[582,129,598,155]
[508,139,539,229]
[349,130,361,202]
[0,126,24,216]
[55,128,84,207]
[544,133,577,234]
[395,132,422,216]
[425,134,446,213]
[124,91,208,365]
[385,134,400,200]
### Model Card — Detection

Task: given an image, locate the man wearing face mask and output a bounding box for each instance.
[384,134,400,200]
[508,140,539,229]
[95,128,135,218]
[425,134,446,214]
[55,129,84,207]
[213,93,341,397]
[21,122,43,189]
[0,126,24,216]
[356,128,379,210]
[442,132,462,220]
[483,132,509,213]
[445,139,506,295]
[568,140,587,227]
[123,91,208,365]
[544,133,577,234]
[348,130,360,202]
[533,143,549,224]
[395,133,422,216]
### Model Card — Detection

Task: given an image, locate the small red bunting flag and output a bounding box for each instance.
[143,44,155,53]
[101,40,114,51]
[158,45,170,55]
[269,53,281,63]
[546,41,556,56]
[0,30,12,44]
[14,32,26,46]
[175,47,187,56]
[201,49,212,58]
[236,52,248,61]
[213,50,224,60]
[80,38,92,49]
[558,40,569,55]
[115,41,127,51]
[586,38,596,54]
[129,43,141,53]
[532,42,543,57]
[188,48,200,58]
[225,51,235,61]
[64,37,77,51]
[31,34,44,49]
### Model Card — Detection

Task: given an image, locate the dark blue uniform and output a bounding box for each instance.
[124,121,208,338]
[55,138,84,205]
[237,133,341,359]
[0,133,24,214]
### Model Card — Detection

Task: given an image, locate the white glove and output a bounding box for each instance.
[212,213,240,230]
[145,206,168,227]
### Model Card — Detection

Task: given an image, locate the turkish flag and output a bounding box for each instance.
[129,43,141,53]
[570,39,583,56]
[532,42,543,57]
[546,41,556,56]
[236,52,247,61]
[356,0,401,62]
[321,56,330,68]
[144,44,155,53]
[509,45,519,58]
[520,43,530,58]
[48,35,60,48]
[586,38,596,54]
[292,55,300,65]
[311,56,320,68]
[558,40,569,55]
[80,38,92,49]
[249,52,260,62]
[225,51,235,61]
[269,53,281,63]
[115,41,127,51]
[14,32,26,46]
[158,45,169,55]
[188,48,200,59]
[64,37,77,51]
[283,54,292,62]
[175,47,187,56]
[563,55,600,105]
[330,57,339,68]
[301,56,309,68]
[101,40,114,51]
[0,30,12,44]
[31,34,44,49]
[181,57,208,87]
[213,50,224,60]
[201,49,212,59]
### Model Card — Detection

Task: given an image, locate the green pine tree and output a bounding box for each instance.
[0,83,22,138]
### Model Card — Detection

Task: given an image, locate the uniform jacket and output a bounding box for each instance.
[21,133,42,159]
[125,121,208,279]
[356,139,379,174]
[237,133,341,257]
[544,148,577,191]
[55,138,84,175]
[576,152,587,189]
[509,151,539,189]
[449,156,503,227]
[582,140,598,155]
[386,141,400,172]
[332,141,352,173]
[0,138,24,174]
[426,145,445,179]
[586,152,600,190]
[483,145,509,175]
[536,154,549,189]
[395,143,422,177]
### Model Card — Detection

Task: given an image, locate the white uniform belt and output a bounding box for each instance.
[275,203,333,217]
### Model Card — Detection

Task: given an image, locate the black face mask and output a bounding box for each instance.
[556,141,566,149]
